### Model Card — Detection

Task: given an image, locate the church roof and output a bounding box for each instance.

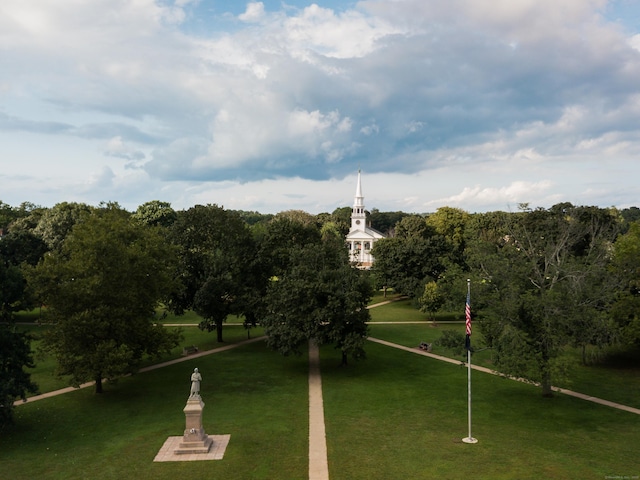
[346,226,385,240]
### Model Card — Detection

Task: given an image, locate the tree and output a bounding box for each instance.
[27,205,181,393]
[0,324,38,427]
[426,206,470,265]
[0,230,48,268]
[371,217,451,298]
[258,214,322,277]
[169,205,255,342]
[610,221,640,347]
[33,202,93,251]
[369,209,410,237]
[133,200,177,228]
[261,237,372,365]
[467,204,619,396]
[418,281,445,320]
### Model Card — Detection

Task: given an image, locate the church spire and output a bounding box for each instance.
[351,169,366,231]
[354,168,363,205]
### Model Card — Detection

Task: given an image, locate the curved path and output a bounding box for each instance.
[14,336,266,406]
[368,336,640,416]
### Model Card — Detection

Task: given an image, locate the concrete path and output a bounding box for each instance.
[368,337,640,416]
[14,336,266,406]
[308,342,330,480]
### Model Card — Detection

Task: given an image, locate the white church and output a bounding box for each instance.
[346,170,386,268]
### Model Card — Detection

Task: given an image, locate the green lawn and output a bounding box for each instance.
[3,341,309,480]
[17,322,263,397]
[3,300,639,479]
[368,300,640,410]
[321,341,640,480]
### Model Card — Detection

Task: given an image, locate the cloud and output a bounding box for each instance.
[1,0,639,213]
[428,180,555,210]
[105,136,146,163]
[239,2,266,23]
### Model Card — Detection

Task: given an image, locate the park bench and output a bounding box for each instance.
[182,345,199,356]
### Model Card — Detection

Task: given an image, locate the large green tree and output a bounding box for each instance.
[261,237,372,365]
[0,324,38,427]
[468,204,620,396]
[27,205,181,393]
[169,205,255,342]
[610,221,640,347]
[371,216,451,297]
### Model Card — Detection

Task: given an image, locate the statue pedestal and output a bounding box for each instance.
[174,395,212,454]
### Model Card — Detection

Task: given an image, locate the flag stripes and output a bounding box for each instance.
[465,291,471,337]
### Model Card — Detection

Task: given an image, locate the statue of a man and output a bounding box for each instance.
[190,367,202,397]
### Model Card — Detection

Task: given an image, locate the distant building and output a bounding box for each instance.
[346,170,385,268]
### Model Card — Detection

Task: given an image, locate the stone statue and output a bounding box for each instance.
[190,368,202,397]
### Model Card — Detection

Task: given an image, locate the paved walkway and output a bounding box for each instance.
[368,337,640,416]
[14,336,266,406]
[308,342,329,480]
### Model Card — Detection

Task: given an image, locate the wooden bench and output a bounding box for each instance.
[182,345,199,356]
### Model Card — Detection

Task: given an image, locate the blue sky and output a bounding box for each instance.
[1,0,639,214]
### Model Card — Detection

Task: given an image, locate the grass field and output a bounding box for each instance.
[2,298,639,479]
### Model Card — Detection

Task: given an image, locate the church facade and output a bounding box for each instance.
[346,170,385,268]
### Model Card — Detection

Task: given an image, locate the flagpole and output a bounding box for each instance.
[463,278,478,444]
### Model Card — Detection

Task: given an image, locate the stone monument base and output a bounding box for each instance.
[175,434,212,454]
[154,434,230,462]
[174,395,212,454]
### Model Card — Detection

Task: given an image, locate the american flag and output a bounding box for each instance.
[465,290,471,337]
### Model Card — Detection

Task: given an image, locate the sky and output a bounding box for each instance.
[1,0,639,215]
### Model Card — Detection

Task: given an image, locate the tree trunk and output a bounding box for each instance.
[95,374,103,394]
[216,319,224,343]
[541,367,553,397]
[340,350,348,367]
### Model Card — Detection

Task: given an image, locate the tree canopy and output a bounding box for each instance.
[168,204,256,342]
[27,205,181,393]
[468,204,620,395]
[260,236,373,365]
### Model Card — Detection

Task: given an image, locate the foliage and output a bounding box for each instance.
[0,324,38,427]
[261,237,373,365]
[168,204,256,342]
[417,281,445,320]
[434,328,468,357]
[368,209,410,236]
[371,218,451,297]
[468,204,620,395]
[33,202,93,251]
[258,214,322,276]
[26,205,181,393]
[426,206,470,254]
[132,200,177,228]
[610,221,640,346]
[0,230,48,317]
[0,230,48,267]
[230,209,274,226]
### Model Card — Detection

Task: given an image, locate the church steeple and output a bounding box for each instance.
[346,169,385,268]
[351,169,366,231]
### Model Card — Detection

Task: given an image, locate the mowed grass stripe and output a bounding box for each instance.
[320,341,640,480]
[1,340,308,480]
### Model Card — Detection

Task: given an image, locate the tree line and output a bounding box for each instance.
[1,200,639,423]
[371,204,640,397]
[0,200,373,424]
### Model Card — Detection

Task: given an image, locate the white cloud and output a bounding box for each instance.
[0,0,639,214]
[239,2,266,23]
